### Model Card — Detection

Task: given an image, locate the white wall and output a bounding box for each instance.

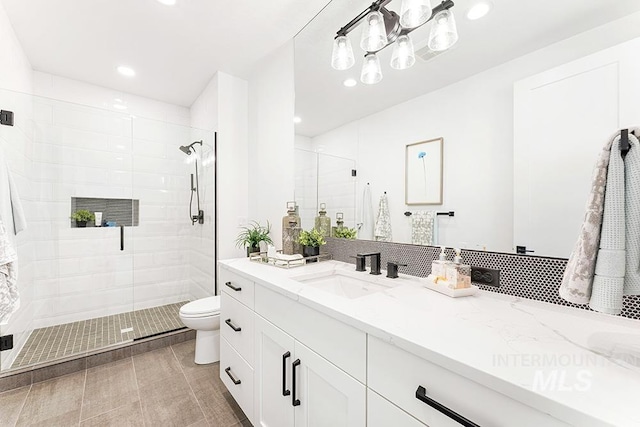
[0,1,34,369]
[248,41,295,245]
[310,12,640,253]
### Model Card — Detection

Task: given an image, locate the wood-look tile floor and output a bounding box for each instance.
[0,340,251,427]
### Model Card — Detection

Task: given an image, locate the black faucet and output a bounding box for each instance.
[386,262,407,279]
[357,252,381,275]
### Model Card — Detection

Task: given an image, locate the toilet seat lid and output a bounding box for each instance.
[180,296,221,316]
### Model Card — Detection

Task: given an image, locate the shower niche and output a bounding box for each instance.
[70,197,140,227]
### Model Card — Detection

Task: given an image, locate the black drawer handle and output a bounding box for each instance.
[292,359,301,406]
[225,281,241,292]
[282,351,291,396]
[225,367,241,385]
[416,386,480,427]
[225,319,241,332]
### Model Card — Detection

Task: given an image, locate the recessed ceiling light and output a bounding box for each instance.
[113,103,127,110]
[343,78,357,87]
[293,116,302,124]
[466,1,492,20]
[117,66,136,77]
[156,0,176,5]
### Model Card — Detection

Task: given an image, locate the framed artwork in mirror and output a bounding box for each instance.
[405,138,443,205]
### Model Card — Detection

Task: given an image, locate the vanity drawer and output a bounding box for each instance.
[220,268,255,309]
[255,284,366,383]
[368,336,570,427]
[368,389,427,427]
[220,291,254,366]
[220,336,254,423]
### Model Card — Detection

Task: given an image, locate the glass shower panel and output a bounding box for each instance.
[0,89,36,372]
[294,148,319,230]
[317,153,357,229]
[130,118,214,340]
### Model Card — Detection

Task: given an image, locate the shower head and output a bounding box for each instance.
[178,140,203,155]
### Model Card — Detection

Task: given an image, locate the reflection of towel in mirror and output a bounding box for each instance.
[0,218,18,325]
[590,133,640,314]
[358,184,374,240]
[411,211,435,245]
[374,193,392,242]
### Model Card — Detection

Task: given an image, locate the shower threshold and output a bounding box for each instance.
[10,301,188,369]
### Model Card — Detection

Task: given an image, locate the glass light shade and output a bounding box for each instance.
[360,11,388,52]
[390,35,415,70]
[331,36,355,70]
[360,53,383,85]
[399,0,432,28]
[428,9,459,51]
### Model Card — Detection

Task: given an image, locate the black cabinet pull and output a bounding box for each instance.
[282,351,291,396]
[225,281,241,292]
[225,367,241,385]
[415,386,480,427]
[225,319,241,332]
[292,359,301,406]
[120,225,124,251]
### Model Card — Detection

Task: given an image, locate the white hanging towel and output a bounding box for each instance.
[374,193,392,242]
[411,211,435,245]
[0,149,26,235]
[590,132,640,314]
[358,184,374,240]
[0,218,18,325]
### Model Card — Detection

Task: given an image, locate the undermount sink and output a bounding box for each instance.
[292,270,393,299]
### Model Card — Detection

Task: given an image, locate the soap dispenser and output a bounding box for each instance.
[431,246,449,282]
[282,201,302,255]
[446,248,471,289]
[315,203,331,237]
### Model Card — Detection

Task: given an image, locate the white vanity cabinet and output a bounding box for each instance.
[219,269,257,423]
[254,314,366,427]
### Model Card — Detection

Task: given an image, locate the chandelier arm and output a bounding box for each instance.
[335,0,393,37]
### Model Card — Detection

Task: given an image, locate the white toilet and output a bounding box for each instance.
[179,296,221,364]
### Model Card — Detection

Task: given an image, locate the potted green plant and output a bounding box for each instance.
[334,227,357,239]
[71,209,95,228]
[298,228,326,262]
[235,221,273,256]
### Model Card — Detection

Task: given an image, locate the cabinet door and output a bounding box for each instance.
[254,314,295,427]
[293,341,365,427]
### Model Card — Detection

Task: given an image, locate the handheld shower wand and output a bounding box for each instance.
[180,141,204,225]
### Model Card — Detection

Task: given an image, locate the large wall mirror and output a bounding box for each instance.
[294,0,640,258]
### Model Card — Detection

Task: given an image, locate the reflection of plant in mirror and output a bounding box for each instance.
[71,210,95,222]
[334,227,357,239]
[235,221,273,249]
[298,228,326,247]
[418,151,428,197]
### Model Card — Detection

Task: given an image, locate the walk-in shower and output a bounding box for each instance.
[180,140,204,225]
[0,88,217,374]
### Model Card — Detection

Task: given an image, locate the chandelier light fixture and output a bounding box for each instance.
[331,0,458,84]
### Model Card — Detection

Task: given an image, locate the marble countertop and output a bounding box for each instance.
[219,258,640,427]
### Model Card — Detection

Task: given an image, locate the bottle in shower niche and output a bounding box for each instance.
[331,212,344,237]
[315,203,331,237]
[282,201,302,255]
[446,248,471,289]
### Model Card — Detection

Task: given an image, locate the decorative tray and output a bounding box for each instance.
[420,275,478,298]
[249,252,332,269]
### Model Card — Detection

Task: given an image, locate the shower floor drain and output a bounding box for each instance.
[120,327,134,334]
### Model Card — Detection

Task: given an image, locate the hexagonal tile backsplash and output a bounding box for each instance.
[323,238,640,320]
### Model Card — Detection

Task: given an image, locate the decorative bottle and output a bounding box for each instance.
[282,201,302,255]
[331,212,344,237]
[315,203,331,237]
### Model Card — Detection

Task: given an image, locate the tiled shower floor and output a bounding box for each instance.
[11,301,188,369]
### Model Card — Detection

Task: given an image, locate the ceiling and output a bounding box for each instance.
[1,0,330,106]
[295,0,640,137]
